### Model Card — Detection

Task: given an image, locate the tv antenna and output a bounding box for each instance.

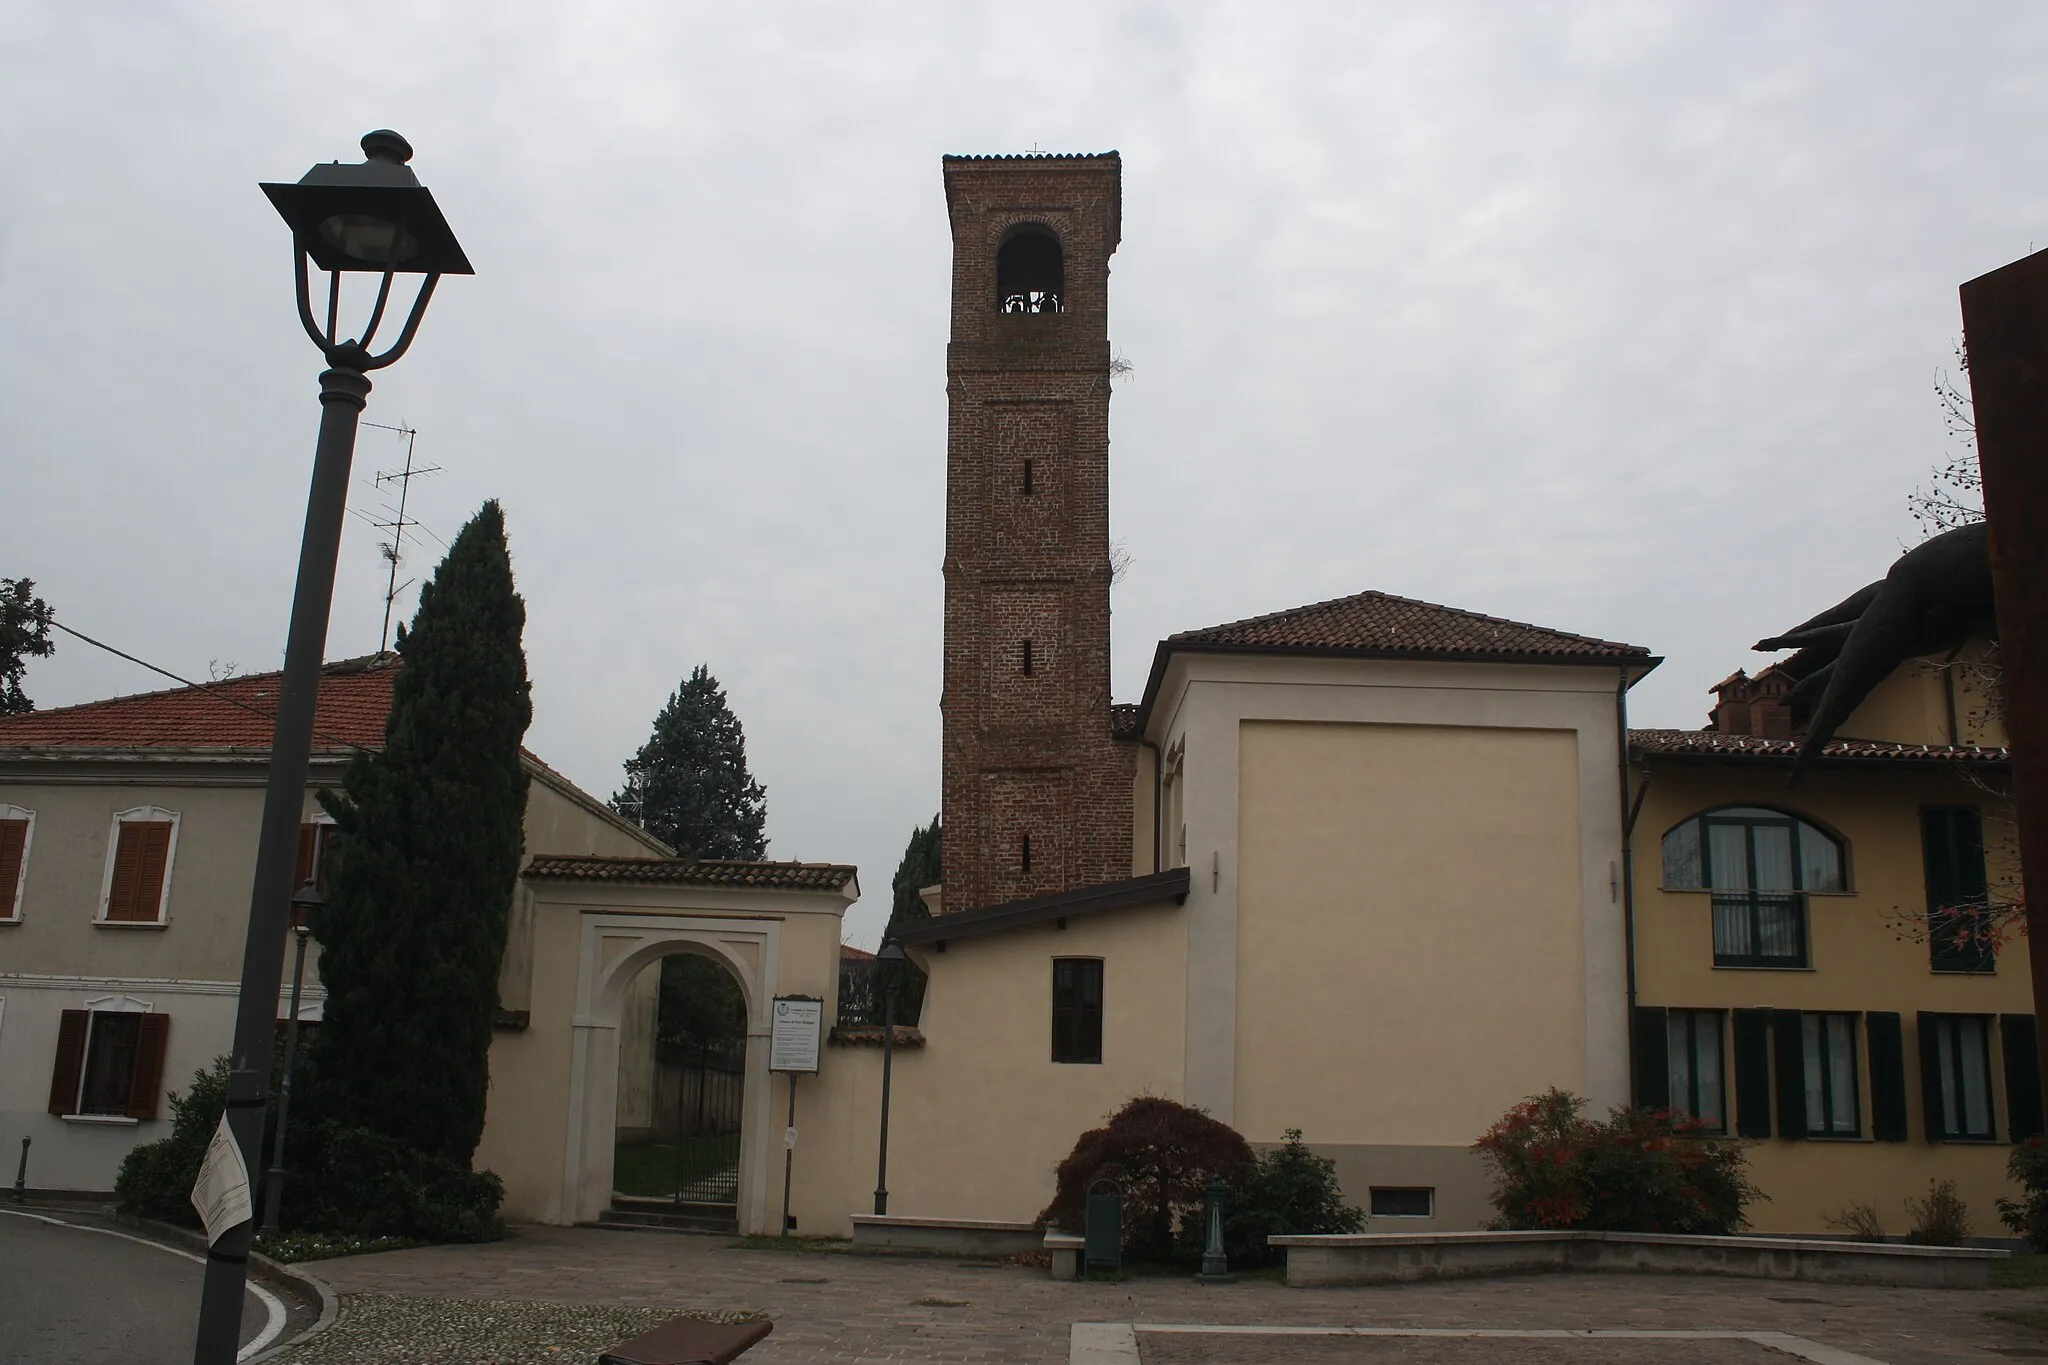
[364,422,442,654]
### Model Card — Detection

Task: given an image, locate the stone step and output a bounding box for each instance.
[599,1202,738,1235]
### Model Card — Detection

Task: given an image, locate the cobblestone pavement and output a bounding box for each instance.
[302,1224,2048,1365]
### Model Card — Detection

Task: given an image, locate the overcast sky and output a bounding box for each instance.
[5,3,2044,947]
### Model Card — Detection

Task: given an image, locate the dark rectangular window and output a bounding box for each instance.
[1022,459,1034,494]
[78,1012,144,1116]
[1923,807,1993,974]
[1926,1013,1996,1140]
[1802,1012,1860,1136]
[1711,891,1808,968]
[1369,1187,1433,1218]
[1022,640,1034,675]
[1052,958,1103,1064]
[1021,833,1032,874]
[1666,1010,1726,1131]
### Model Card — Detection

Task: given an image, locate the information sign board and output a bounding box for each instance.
[770,995,823,1073]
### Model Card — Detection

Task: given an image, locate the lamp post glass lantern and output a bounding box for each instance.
[872,939,909,1216]
[191,131,467,1365]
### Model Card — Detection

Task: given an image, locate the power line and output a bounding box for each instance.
[44,618,376,755]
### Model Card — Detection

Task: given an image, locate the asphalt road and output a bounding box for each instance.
[0,1208,298,1364]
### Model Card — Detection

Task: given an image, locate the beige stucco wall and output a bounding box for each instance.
[1236,721,1589,1150]
[477,876,855,1232]
[1831,642,2006,750]
[1147,652,1637,1150]
[836,901,1188,1230]
[1632,747,2026,1235]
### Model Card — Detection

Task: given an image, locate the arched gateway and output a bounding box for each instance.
[473,856,860,1234]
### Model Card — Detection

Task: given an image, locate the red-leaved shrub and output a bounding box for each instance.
[1474,1088,1760,1235]
[1038,1096,1254,1258]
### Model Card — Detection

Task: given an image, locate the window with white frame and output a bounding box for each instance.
[48,999,170,1120]
[98,807,179,924]
[0,804,32,921]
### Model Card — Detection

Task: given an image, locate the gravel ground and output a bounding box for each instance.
[276,1294,764,1364]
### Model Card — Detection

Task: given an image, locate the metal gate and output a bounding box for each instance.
[612,1044,745,1208]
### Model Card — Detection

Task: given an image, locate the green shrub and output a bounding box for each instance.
[1823,1202,1887,1241]
[1474,1088,1760,1235]
[286,1121,505,1243]
[114,1058,232,1226]
[1215,1129,1365,1267]
[2000,1137,2048,1250]
[1906,1178,1972,1246]
[1038,1096,1254,1261]
[252,1231,421,1263]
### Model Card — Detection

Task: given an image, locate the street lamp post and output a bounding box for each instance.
[872,939,909,1216]
[259,884,322,1237]
[192,130,470,1365]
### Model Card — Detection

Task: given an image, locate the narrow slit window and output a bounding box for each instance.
[1023,459,1034,494]
[1021,833,1032,874]
[1022,640,1034,675]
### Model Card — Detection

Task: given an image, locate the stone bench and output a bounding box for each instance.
[598,1316,772,1364]
[848,1214,1042,1257]
[1044,1230,1085,1280]
[1267,1230,2007,1290]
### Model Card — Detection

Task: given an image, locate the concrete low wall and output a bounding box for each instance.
[849,1215,1042,1258]
[1269,1230,2006,1290]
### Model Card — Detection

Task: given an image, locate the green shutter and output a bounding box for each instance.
[1919,1012,1947,1141]
[2004,1014,2044,1142]
[1868,1012,1909,1141]
[1633,1006,1670,1110]
[1773,1009,1809,1138]
[1733,1009,1773,1138]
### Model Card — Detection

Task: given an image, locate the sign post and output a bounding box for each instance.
[769,996,822,1237]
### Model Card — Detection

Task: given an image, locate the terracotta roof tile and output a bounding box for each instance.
[0,655,395,751]
[524,856,858,892]
[1166,591,1652,660]
[1630,728,2008,765]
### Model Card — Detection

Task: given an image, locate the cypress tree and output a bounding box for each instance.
[311,500,531,1165]
[613,665,767,860]
[888,814,941,938]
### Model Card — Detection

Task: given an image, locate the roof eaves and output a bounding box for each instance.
[898,867,1191,948]
[1134,640,1663,737]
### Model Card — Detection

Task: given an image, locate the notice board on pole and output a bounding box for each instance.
[770,996,823,1073]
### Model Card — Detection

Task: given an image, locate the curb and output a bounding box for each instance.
[109,1214,342,1361]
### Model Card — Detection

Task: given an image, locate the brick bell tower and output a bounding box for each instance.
[939,152,1136,914]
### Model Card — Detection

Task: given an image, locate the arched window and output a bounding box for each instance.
[997,227,1063,314]
[1662,807,1845,969]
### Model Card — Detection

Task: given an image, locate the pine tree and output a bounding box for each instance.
[613,665,767,860]
[311,501,531,1165]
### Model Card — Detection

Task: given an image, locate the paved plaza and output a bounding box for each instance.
[282,1223,2048,1365]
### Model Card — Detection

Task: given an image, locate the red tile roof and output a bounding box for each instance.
[1134,591,1656,733]
[1166,591,1653,661]
[0,655,396,752]
[524,856,858,892]
[1630,728,2009,765]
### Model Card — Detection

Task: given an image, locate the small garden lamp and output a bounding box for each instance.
[261,881,323,1237]
[873,939,910,1216]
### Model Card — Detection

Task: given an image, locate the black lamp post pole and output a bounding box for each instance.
[192,359,368,1362]
[260,912,316,1236]
[873,955,896,1216]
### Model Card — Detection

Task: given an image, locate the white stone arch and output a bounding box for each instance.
[562,912,781,1231]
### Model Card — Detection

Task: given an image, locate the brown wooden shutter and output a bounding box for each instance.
[295,824,317,890]
[106,824,145,919]
[108,821,172,922]
[47,1010,89,1115]
[126,1014,170,1120]
[0,818,26,917]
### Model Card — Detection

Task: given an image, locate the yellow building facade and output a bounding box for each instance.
[1628,644,2026,1235]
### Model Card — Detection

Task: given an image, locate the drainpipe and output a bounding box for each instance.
[1617,669,1643,1103]
[1140,737,1164,874]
